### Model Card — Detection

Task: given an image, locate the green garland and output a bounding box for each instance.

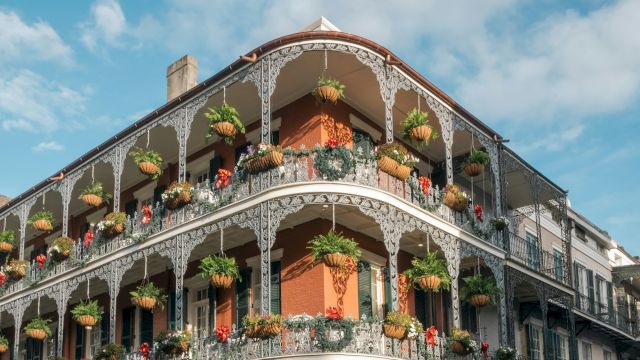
[314,317,354,352]
[313,145,354,181]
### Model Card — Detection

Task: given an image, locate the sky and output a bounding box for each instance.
[0,0,638,252]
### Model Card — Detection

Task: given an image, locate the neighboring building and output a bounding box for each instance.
[0,18,637,360]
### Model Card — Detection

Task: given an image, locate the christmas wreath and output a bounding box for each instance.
[313,138,354,181]
[314,315,354,352]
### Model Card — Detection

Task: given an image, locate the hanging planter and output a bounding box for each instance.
[383,311,411,339]
[162,182,194,210]
[461,274,499,308]
[376,143,418,181]
[243,314,282,339]
[448,328,475,355]
[6,259,27,280]
[307,229,361,268]
[71,300,103,328]
[28,211,54,232]
[463,149,490,177]
[205,103,246,145]
[79,182,112,207]
[49,236,75,262]
[401,108,438,148]
[403,252,451,292]
[312,78,345,104]
[155,330,192,354]
[237,144,284,174]
[93,344,124,360]
[129,147,163,180]
[198,254,241,289]
[130,282,167,311]
[0,230,15,253]
[97,212,126,238]
[0,335,8,353]
[24,318,52,340]
[491,217,509,231]
[443,184,469,212]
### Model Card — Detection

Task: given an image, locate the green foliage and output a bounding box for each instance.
[78,182,112,201]
[205,103,246,145]
[51,236,75,253]
[129,147,163,179]
[130,282,167,309]
[449,328,473,346]
[104,212,126,224]
[154,330,192,353]
[24,318,52,337]
[27,211,54,225]
[314,77,346,99]
[461,274,500,302]
[93,344,124,360]
[464,149,490,166]
[401,108,439,147]
[384,311,411,327]
[7,259,27,273]
[376,143,419,167]
[0,230,15,245]
[403,252,451,292]
[0,334,8,346]
[242,314,283,328]
[307,229,361,262]
[71,300,104,322]
[198,254,241,280]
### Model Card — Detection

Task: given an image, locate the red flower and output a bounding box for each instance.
[423,326,437,347]
[36,254,47,269]
[418,176,431,195]
[325,306,343,320]
[474,204,483,222]
[326,137,338,149]
[481,341,490,354]
[215,325,231,343]
[139,342,150,359]
[83,230,94,248]
[215,169,232,189]
[0,272,6,286]
[141,204,152,225]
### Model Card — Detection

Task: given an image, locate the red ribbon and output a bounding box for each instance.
[142,204,152,225]
[36,254,47,269]
[418,176,431,195]
[139,342,150,359]
[424,326,437,347]
[83,230,94,248]
[326,137,338,149]
[215,169,232,189]
[216,325,230,343]
[474,204,483,222]
[325,306,343,320]
[0,272,6,286]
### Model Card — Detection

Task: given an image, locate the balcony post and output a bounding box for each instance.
[57,172,82,237]
[174,235,186,330]
[440,111,454,184]
[12,198,37,260]
[53,283,70,357]
[569,308,578,360]
[103,139,137,213]
[8,299,25,360]
[540,296,551,359]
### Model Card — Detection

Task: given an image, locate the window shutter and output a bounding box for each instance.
[414,288,427,327]
[526,323,533,360]
[183,288,189,327]
[168,290,176,329]
[209,156,223,187]
[271,131,280,145]
[121,307,134,352]
[352,129,374,155]
[208,285,216,331]
[460,301,477,333]
[607,282,614,322]
[153,185,166,207]
[75,323,84,360]
[574,262,581,309]
[357,261,372,319]
[236,269,251,323]
[270,261,281,314]
[101,311,109,345]
[383,267,391,314]
[235,143,251,163]
[587,269,595,313]
[124,199,138,219]
[140,309,154,344]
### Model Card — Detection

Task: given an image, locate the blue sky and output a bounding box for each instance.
[0,0,638,253]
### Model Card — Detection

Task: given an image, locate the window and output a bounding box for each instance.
[88,326,102,358]
[352,128,374,155]
[527,324,541,360]
[549,330,567,360]
[582,342,593,360]
[603,350,612,360]
[192,287,209,334]
[194,171,209,186]
[358,261,384,320]
[526,232,540,270]
[575,226,586,241]
[553,249,564,281]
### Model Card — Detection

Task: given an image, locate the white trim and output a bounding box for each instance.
[246,248,284,315]
[360,249,386,267]
[350,114,381,142]
[246,117,282,144]
[246,248,284,268]
[187,150,216,184]
[86,208,107,227]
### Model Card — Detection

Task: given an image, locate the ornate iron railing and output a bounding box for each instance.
[508,232,569,285]
[574,292,639,336]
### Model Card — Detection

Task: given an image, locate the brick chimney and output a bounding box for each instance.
[167,55,198,102]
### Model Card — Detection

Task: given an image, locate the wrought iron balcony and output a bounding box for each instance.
[507,232,569,286]
[575,292,638,336]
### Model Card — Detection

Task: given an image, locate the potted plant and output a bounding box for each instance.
[461,274,499,308]
[0,334,8,353]
[383,311,410,339]
[448,328,477,355]
[406,317,424,340]
[24,318,52,340]
[199,254,241,288]
[307,229,361,268]
[242,314,282,339]
[28,211,54,231]
[463,149,490,177]
[496,346,519,360]
[237,144,284,174]
[6,259,27,280]
[161,182,194,210]
[94,343,124,360]
[376,143,419,181]
[313,77,345,104]
[403,252,451,292]
[155,330,192,354]
[443,184,469,212]
[49,236,75,261]
[491,216,509,231]
[401,108,438,147]
[0,230,15,253]
[130,282,167,311]
[129,147,163,180]
[97,212,126,238]
[79,182,112,207]
[71,300,104,328]
[205,103,245,145]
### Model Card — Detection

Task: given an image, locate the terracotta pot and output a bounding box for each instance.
[244,326,260,339]
[322,253,349,268]
[0,344,8,353]
[314,85,340,104]
[377,156,411,181]
[394,164,412,181]
[133,296,156,310]
[463,163,485,177]
[410,125,433,142]
[26,328,47,340]
[138,162,160,176]
[177,340,190,353]
[33,219,52,232]
[210,274,234,288]
[469,294,491,307]
[443,192,468,212]
[113,223,124,234]
[261,323,281,338]
[0,242,13,253]
[417,275,442,291]
[77,315,97,327]
[213,121,238,138]
[245,150,283,174]
[383,323,407,340]
[82,194,103,207]
[451,340,471,355]
[11,267,26,279]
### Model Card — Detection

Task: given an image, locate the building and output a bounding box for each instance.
[0,17,638,360]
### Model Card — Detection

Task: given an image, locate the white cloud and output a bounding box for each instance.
[515,124,585,154]
[32,141,64,152]
[0,70,87,133]
[80,0,127,52]
[0,10,73,65]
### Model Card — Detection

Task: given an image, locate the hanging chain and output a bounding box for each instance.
[426,232,430,253]
[37,296,41,316]
[324,50,328,73]
[87,278,90,300]
[144,254,148,280]
[2,217,5,231]
[42,191,46,209]
[220,227,224,255]
[332,203,335,231]
[146,129,150,148]
[223,86,226,105]
[91,164,95,183]
[417,93,421,112]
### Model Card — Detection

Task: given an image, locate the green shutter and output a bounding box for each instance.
[236,269,251,323]
[414,288,427,327]
[574,262,581,310]
[607,282,614,322]
[271,131,280,145]
[168,291,176,329]
[587,269,595,313]
[153,185,166,206]
[209,285,216,331]
[101,311,109,345]
[357,261,372,319]
[124,199,138,218]
[140,309,154,344]
[270,261,281,314]
[383,267,391,314]
[75,323,84,360]
[121,307,134,352]
[526,323,533,360]
[209,156,223,187]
